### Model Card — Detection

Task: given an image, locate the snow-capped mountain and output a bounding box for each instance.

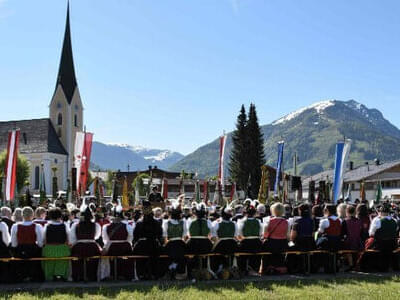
[90,141,184,171]
[171,99,400,176]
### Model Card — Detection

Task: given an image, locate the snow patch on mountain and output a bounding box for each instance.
[272,100,335,125]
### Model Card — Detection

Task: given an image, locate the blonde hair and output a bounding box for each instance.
[270,203,284,217]
[22,206,34,220]
[35,206,46,218]
[337,203,347,219]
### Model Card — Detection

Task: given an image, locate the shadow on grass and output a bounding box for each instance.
[1,276,400,298]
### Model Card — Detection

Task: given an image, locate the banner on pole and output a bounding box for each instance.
[218,134,227,192]
[332,139,352,204]
[5,129,20,202]
[274,141,285,197]
[74,132,94,195]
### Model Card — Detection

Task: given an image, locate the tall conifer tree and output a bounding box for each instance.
[247,103,266,198]
[229,105,249,190]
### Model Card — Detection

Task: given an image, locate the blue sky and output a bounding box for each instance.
[1,0,400,155]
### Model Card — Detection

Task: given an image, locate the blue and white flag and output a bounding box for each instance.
[274,141,285,197]
[333,139,352,204]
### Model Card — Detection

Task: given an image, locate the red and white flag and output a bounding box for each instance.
[218,133,227,191]
[5,130,20,201]
[74,132,93,195]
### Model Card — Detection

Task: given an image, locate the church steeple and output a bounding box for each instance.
[56,1,77,104]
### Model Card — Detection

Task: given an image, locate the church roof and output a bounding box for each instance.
[55,2,77,104]
[0,119,68,155]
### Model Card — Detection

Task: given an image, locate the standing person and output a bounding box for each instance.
[262,203,289,274]
[1,207,15,233]
[237,202,264,276]
[0,220,11,283]
[70,205,102,281]
[148,185,164,203]
[42,207,70,281]
[162,201,187,280]
[103,202,134,280]
[11,206,44,282]
[133,201,163,280]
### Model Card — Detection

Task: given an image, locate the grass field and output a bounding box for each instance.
[1,276,400,300]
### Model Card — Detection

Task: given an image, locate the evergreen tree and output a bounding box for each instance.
[229,105,249,190]
[247,103,266,198]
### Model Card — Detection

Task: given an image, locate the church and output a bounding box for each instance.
[0,3,84,195]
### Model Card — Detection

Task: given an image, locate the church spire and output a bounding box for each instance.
[56,1,77,104]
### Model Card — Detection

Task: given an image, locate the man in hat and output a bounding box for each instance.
[148,185,164,203]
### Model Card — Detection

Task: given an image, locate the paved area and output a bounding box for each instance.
[1,272,399,292]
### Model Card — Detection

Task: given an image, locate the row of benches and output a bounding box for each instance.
[1,249,399,281]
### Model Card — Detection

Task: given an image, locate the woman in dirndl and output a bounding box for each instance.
[186,202,213,279]
[102,202,134,280]
[211,206,238,279]
[70,205,102,281]
[42,207,71,281]
[162,200,187,280]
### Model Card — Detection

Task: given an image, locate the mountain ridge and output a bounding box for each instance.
[90,141,184,171]
[170,100,400,177]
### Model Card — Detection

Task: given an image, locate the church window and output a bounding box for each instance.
[57,128,62,138]
[34,166,40,189]
[57,113,62,125]
[74,114,78,127]
[57,102,62,109]
[74,104,79,111]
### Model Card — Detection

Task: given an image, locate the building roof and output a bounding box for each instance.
[55,1,77,104]
[302,160,400,187]
[0,118,68,155]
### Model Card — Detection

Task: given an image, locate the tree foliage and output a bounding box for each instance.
[247,103,266,197]
[0,150,30,193]
[229,105,249,190]
[229,104,265,198]
[132,173,150,197]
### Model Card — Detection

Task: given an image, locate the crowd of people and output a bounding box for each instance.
[0,194,399,283]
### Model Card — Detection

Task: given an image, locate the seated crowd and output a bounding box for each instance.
[0,198,399,283]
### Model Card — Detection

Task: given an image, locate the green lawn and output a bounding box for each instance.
[2,276,400,300]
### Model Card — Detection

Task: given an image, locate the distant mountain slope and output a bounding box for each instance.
[170,100,400,177]
[91,142,184,171]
